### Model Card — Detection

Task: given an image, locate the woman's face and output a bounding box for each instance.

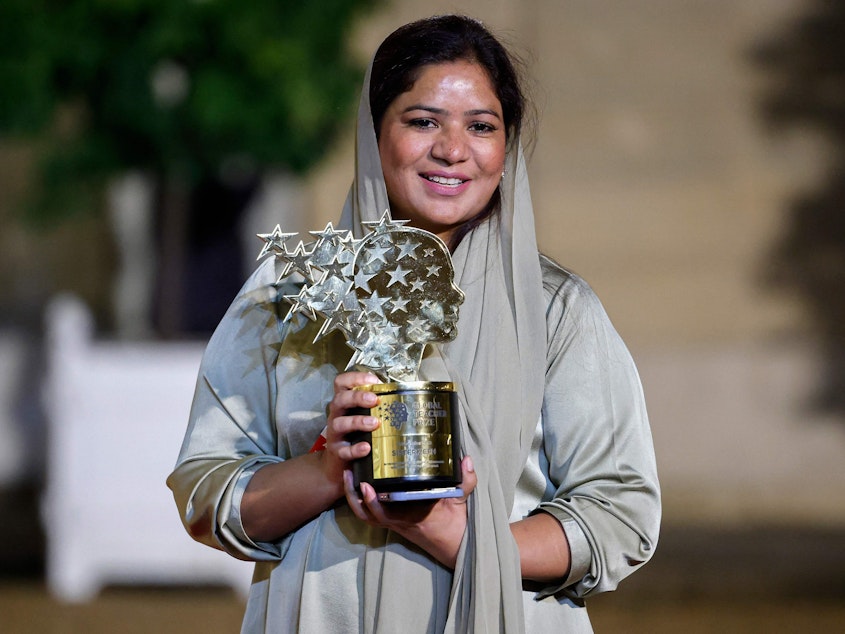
[378,60,506,245]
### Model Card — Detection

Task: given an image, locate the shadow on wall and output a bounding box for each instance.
[751,0,845,418]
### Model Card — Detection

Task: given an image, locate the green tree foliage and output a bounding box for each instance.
[0,0,377,224]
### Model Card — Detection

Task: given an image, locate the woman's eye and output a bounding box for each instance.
[410,118,437,129]
[469,122,495,133]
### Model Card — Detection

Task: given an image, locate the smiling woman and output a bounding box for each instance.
[168,14,661,633]
[377,60,507,246]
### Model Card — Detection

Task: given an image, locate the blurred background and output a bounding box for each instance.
[2,0,845,631]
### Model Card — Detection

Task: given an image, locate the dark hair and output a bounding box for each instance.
[371,15,526,142]
[370,15,530,247]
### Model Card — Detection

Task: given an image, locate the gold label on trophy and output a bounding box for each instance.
[370,390,455,479]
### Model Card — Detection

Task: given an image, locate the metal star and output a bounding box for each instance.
[386,264,411,287]
[257,225,297,260]
[315,255,350,281]
[283,289,317,322]
[304,275,351,315]
[309,223,352,269]
[353,268,376,294]
[395,238,419,260]
[378,322,403,344]
[360,290,390,318]
[339,232,361,255]
[389,296,410,314]
[284,241,316,280]
[314,292,359,341]
[362,210,410,235]
[309,222,348,243]
[406,315,430,337]
[363,241,392,267]
[426,264,443,277]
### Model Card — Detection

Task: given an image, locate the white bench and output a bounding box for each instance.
[42,295,252,602]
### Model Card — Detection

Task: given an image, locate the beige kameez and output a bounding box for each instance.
[168,57,660,633]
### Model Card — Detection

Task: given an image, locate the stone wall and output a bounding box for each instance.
[302,0,845,527]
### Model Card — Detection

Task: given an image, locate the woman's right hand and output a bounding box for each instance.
[241,371,382,542]
[320,371,382,486]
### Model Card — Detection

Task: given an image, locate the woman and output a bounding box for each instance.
[168,15,660,633]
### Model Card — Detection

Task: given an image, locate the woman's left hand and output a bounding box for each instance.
[343,456,477,569]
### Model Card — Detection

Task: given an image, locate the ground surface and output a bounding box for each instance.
[2,487,844,634]
[1,584,844,633]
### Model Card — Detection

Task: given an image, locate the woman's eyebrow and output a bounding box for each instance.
[465,108,501,120]
[402,104,502,119]
[402,104,447,115]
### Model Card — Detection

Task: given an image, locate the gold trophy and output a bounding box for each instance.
[258,212,464,501]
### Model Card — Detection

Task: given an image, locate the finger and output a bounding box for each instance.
[359,482,387,521]
[458,456,477,499]
[333,434,373,462]
[329,372,381,420]
[328,413,379,438]
[344,470,370,521]
[334,371,380,392]
[328,387,379,420]
[360,482,379,505]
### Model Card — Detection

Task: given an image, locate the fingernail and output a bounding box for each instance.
[365,416,378,428]
[364,392,378,405]
[465,456,474,472]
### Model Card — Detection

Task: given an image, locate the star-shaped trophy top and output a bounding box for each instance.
[256,212,464,381]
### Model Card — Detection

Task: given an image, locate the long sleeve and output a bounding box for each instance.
[166,258,293,561]
[534,256,661,599]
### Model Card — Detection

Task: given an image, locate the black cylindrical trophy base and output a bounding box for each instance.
[350,381,462,502]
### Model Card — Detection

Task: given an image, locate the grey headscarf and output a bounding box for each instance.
[339,57,547,633]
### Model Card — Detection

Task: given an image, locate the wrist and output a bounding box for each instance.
[397,503,467,569]
[314,450,345,501]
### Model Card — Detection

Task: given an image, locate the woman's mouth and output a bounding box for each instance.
[423,174,466,187]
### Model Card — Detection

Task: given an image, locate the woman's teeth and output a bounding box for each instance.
[425,175,464,186]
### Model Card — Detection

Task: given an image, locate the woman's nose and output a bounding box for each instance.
[431,127,468,163]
